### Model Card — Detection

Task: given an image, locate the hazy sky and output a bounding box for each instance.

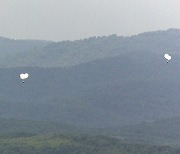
[0,0,180,41]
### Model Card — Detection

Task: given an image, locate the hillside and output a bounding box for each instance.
[1,118,180,146]
[113,116,180,145]
[1,29,180,68]
[0,133,178,154]
[0,37,49,67]
[0,119,80,134]
[0,29,180,150]
[0,29,180,128]
[0,56,179,128]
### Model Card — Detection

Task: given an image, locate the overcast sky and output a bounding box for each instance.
[0,0,180,41]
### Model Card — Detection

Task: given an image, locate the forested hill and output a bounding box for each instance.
[0,29,180,68]
[0,54,180,128]
[0,29,180,128]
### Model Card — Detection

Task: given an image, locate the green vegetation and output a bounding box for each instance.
[1,118,180,147]
[1,29,180,152]
[0,133,178,154]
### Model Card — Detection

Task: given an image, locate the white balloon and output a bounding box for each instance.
[164,54,171,61]
[20,73,29,80]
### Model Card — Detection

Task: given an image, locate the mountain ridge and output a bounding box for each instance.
[0,28,180,68]
[0,29,180,128]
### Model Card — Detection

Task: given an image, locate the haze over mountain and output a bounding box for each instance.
[109,116,180,145]
[1,28,180,68]
[0,29,180,129]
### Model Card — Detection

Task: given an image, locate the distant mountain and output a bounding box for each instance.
[0,54,180,128]
[0,29,180,129]
[1,29,180,68]
[0,37,50,67]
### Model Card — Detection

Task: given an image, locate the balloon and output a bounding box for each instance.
[164,54,171,63]
[20,73,29,82]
